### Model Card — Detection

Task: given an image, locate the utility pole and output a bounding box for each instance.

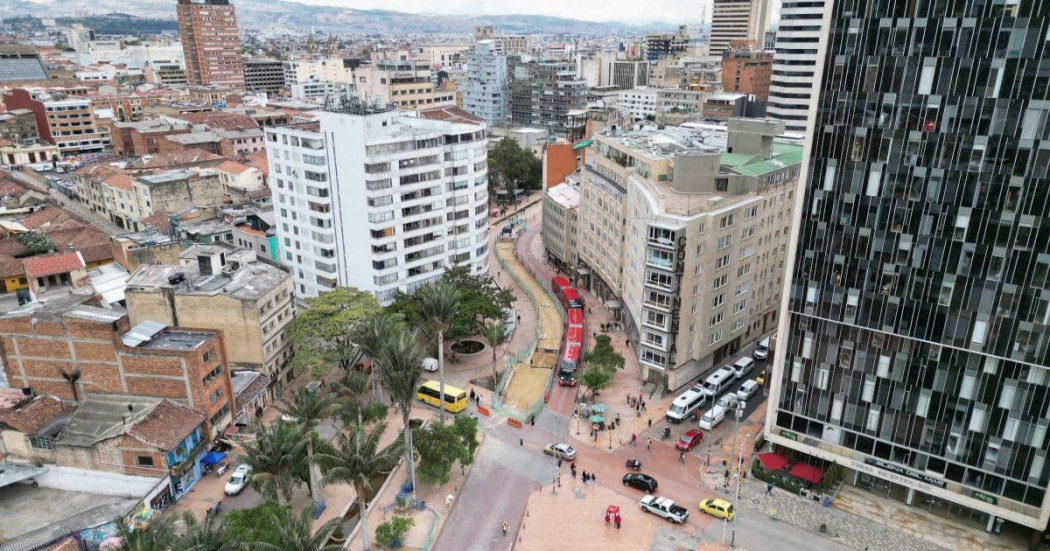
[731,433,752,548]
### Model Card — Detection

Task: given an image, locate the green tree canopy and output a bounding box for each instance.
[488,137,543,197]
[583,334,625,371]
[239,421,309,504]
[286,287,381,377]
[389,265,514,341]
[579,364,613,400]
[413,415,478,485]
[222,501,290,547]
[250,507,343,551]
[16,232,55,255]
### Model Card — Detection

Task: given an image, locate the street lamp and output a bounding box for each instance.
[731,433,752,548]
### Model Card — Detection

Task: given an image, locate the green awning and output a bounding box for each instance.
[573,138,594,150]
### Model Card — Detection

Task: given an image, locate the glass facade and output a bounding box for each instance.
[772,0,1050,529]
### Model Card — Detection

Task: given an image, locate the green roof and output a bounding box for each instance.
[720,143,804,177]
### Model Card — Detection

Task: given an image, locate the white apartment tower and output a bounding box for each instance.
[710,0,772,57]
[766,0,824,133]
[462,41,508,127]
[266,105,491,302]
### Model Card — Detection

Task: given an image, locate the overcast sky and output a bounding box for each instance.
[292,0,780,26]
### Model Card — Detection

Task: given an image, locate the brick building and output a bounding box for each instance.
[106,118,193,157]
[0,295,235,436]
[176,0,245,88]
[720,40,773,100]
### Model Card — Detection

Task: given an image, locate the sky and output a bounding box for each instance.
[291,0,744,26]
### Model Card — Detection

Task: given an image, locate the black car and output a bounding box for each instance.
[622,473,659,493]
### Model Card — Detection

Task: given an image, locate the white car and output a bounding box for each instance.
[422,357,439,372]
[224,464,251,495]
[736,380,760,402]
[543,443,577,460]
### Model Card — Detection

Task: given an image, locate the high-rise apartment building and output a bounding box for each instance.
[243,59,285,93]
[766,0,824,133]
[266,102,490,302]
[462,41,508,127]
[767,0,1050,539]
[710,0,771,57]
[721,40,773,101]
[4,88,109,154]
[548,119,801,389]
[357,60,455,110]
[474,26,528,56]
[176,0,245,88]
[508,60,587,135]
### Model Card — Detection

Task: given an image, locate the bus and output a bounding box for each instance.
[416,380,468,413]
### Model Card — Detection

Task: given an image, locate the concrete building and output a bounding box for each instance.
[0,295,235,436]
[710,0,772,57]
[282,57,359,87]
[0,44,48,82]
[243,59,285,94]
[644,25,702,62]
[266,103,490,302]
[766,0,824,133]
[462,41,508,127]
[176,0,245,88]
[703,92,766,121]
[414,43,472,68]
[144,63,189,86]
[356,60,455,110]
[656,88,705,118]
[110,231,183,272]
[0,109,41,144]
[106,117,193,157]
[766,0,1050,539]
[474,26,528,56]
[126,244,295,398]
[609,60,649,90]
[541,175,580,272]
[509,60,588,135]
[568,119,801,389]
[134,169,225,217]
[617,88,659,121]
[721,40,773,100]
[3,88,109,154]
[290,78,346,100]
[0,141,61,167]
[74,39,183,70]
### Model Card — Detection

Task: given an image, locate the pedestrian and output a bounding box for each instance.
[517,314,521,324]
[630,433,637,446]
[641,399,647,411]
[501,520,509,537]
[626,392,631,405]
[766,482,774,496]
[648,418,652,428]
[469,388,476,402]
[614,513,622,529]
[582,471,589,483]
[647,438,652,450]
[679,451,686,463]
[626,339,630,348]
[571,464,577,479]
[591,473,597,484]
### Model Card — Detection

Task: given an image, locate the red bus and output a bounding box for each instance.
[560,342,581,372]
[551,276,584,309]
[566,308,584,326]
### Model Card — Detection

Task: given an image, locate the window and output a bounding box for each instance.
[715,254,731,270]
[717,235,733,250]
[732,300,746,314]
[713,274,728,289]
[136,456,155,467]
[711,293,725,308]
[202,348,216,363]
[731,318,744,332]
[741,226,755,240]
[708,330,723,345]
[736,263,752,277]
[710,312,724,326]
[719,214,734,228]
[743,206,757,219]
[735,282,750,296]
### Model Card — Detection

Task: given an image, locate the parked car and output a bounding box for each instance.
[280,413,298,423]
[622,473,659,493]
[224,464,252,495]
[422,357,439,372]
[736,380,760,401]
[676,429,704,452]
[699,407,726,431]
[639,495,689,524]
[755,369,767,385]
[753,335,772,360]
[543,443,577,460]
[732,357,755,379]
[698,498,735,520]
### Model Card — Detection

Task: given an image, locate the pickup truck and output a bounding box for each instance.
[639,495,689,524]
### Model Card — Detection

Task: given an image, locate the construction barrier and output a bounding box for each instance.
[507,418,523,428]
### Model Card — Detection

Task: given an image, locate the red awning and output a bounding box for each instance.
[789,463,825,485]
[757,452,789,471]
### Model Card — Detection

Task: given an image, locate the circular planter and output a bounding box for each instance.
[450,339,487,356]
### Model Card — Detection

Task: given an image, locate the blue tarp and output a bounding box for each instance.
[200,451,226,466]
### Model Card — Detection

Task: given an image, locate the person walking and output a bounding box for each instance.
[679,451,686,463]
[647,438,652,450]
[469,388,476,402]
[614,512,622,529]
[630,433,637,446]
[582,471,589,483]
[570,463,577,479]
[766,482,774,496]
[501,520,509,537]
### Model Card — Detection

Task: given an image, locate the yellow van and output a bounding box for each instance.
[416,380,468,414]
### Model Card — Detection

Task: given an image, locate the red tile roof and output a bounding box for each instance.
[419,105,483,125]
[217,160,252,175]
[142,212,171,231]
[128,401,204,451]
[22,251,85,279]
[0,395,70,435]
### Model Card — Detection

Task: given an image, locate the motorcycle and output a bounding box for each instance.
[661,426,671,440]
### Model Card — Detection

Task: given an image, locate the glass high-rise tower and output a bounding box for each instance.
[766,0,1050,538]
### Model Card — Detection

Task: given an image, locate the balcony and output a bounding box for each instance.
[401,202,442,218]
[372,242,397,254]
[404,232,442,248]
[647,227,678,249]
[646,250,674,271]
[373,258,398,271]
[403,216,443,233]
[408,260,442,278]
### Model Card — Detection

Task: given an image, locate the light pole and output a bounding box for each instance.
[728,401,744,488]
[731,433,752,548]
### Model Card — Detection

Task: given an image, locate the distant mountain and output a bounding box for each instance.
[0,0,675,34]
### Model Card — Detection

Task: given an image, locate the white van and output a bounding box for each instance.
[736,380,759,401]
[733,357,755,379]
[701,367,736,397]
[666,390,710,423]
[698,407,726,430]
[754,334,773,360]
[422,357,439,372]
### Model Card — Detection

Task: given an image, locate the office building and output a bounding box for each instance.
[265,102,490,302]
[542,175,580,272]
[462,41,508,127]
[644,25,703,62]
[356,60,455,110]
[414,43,472,68]
[721,40,773,100]
[76,39,184,70]
[474,26,528,56]
[0,109,41,144]
[610,60,649,90]
[176,0,245,88]
[710,0,771,57]
[766,0,1050,539]
[126,244,296,398]
[617,88,659,120]
[766,0,824,133]
[508,60,588,135]
[243,59,285,93]
[559,119,801,389]
[4,88,109,154]
[282,57,360,87]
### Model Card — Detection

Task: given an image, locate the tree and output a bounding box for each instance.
[222,501,289,547]
[377,323,426,499]
[452,414,480,471]
[583,334,626,371]
[175,511,228,551]
[579,364,613,400]
[276,387,338,510]
[286,287,381,378]
[488,137,543,197]
[478,321,508,385]
[389,266,514,340]
[114,513,177,551]
[17,231,55,255]
[349,312,402,398]
[374,516,414,549]
[239,421,308,504]
[335,370,387,428]
[412,422,463,486]
[249,507,343,551]
[315,423,403,551]
[414,280,461,425]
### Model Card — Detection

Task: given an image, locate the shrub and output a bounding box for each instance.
[753,434,765,452]
[375,516,414,549]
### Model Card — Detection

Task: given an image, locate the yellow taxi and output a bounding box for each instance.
[755,369,767,385]
[698,498,736,520]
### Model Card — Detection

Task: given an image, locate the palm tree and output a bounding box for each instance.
[175,511,229,551]
[315,423,403,551]
[414,280,461,424]
[250,507,342,551]
[377,324,426,499]
[115,513,177,551]
[276,387,338,511]
[350,313,400,399]
[239,421,308,504]
[478,321,509,386]
[335,371,386,428]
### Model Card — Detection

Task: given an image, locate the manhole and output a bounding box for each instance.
[751,499,761,505]
[541,302,551,307]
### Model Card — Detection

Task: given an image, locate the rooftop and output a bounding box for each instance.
[137,169,196,185]
[138,328,215,351]
[0,395,70,435]
[164,131,221,145]
[55,394,164,448]
[21,251,85,279]
[127,257,289,302]
[0,485,132,551]
[546,180,581,210]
